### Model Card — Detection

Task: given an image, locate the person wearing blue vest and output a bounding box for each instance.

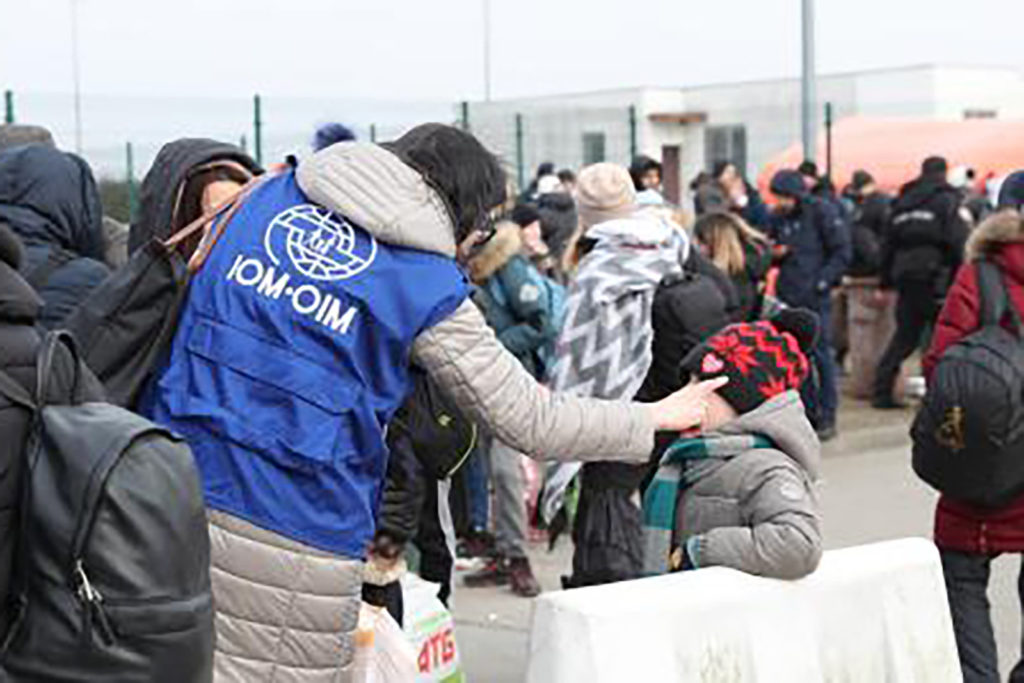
[142,123,724,681]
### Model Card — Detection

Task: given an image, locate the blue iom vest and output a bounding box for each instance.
[143,170,468,558]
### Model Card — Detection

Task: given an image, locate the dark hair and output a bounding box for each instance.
[797,160,819,178]
[312,122,357,151]
[557,168,576,185]
[711,161,735,182]
[385,123,507,243]
[851,169,874,191]
[510,203,541,228]
[922,156,948,178]
[536,162,555,179]
[690,171,711,191]
[629,155,662,191]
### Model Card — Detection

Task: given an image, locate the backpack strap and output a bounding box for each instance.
[977,260,1022,334]
[174,171,273,274]
[36,331,82,407]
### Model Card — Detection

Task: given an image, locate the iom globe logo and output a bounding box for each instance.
[264,204,377,281]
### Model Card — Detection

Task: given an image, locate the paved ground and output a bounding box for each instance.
[449,399,1023,682]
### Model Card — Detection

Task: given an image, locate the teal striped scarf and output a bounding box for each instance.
[642,433,773,575]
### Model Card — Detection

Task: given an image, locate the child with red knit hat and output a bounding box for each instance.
[643,309,824,579]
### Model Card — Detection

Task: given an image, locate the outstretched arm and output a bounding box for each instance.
[413,300,723,462]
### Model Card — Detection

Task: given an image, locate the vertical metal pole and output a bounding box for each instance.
[483,0,492,101]
[370,124,377,143]
[628,105,638,162]
[824,102,833,181]
[253,94,263,166]
[460,101,470,132]
[126,141,137,223]
[239,134,247,153]
[3,90,13,124]
[801,0,817,164]
[515,113,525,192]
[70,0,84,154]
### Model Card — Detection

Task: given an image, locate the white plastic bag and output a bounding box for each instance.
[402,574,465,682]
[352,603,419,683]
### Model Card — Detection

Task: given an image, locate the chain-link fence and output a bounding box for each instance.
[2,89,457,219]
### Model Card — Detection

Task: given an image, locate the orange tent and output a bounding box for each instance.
[757,116,1024,195]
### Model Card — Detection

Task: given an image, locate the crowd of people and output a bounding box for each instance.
[0,118,1021,682]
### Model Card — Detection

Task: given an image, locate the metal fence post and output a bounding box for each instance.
[370,124,377,143]
[824,102,833,181]
[3,90,13,124]
[460,101,470,132]
[515,113,524,192]
[239,134,248,154]
[629,105,637,162]
[253,94,263,166]
[126,141,137,223]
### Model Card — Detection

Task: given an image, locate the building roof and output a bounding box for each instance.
[469,63,1023,106]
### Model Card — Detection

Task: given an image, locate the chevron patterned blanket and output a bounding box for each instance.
[541,216,688,525]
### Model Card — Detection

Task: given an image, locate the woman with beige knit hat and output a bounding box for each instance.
[543,162,702,586]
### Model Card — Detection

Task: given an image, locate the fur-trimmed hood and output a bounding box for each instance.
[466,222,523,283]
[968,209,1024,260]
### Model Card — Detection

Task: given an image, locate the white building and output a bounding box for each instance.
[460,64,1024,204]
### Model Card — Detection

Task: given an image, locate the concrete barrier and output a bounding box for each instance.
[526,538,961,683]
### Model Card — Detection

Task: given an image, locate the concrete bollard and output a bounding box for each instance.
[526,538,961,683]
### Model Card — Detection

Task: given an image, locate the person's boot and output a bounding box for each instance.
[507,557,541,598]
[462,554,510,588]
[457,528,497,559]
[816,423,838,442]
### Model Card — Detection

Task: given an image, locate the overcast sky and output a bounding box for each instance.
[2,0,1024,102]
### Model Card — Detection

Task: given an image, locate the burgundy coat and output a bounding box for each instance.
[923,212,1024,555]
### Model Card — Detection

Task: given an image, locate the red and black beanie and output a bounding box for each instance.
[681,309,819,415]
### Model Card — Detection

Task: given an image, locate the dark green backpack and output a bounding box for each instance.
[391,369,476,479]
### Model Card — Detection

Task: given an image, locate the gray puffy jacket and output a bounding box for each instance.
[677,391,823,580]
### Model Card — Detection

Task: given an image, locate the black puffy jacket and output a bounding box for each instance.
[637,252,737,403]
[0,226,42,641]
[848,192,892,278]
[881,177,968,290]
[0,145,109,329]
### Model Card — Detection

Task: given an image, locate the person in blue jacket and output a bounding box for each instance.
[767,169,852,441]
[140,123,724,681]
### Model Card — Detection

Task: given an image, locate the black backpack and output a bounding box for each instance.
[0,333,213,682]
[912,261,1024,508]
[390,369,477,480]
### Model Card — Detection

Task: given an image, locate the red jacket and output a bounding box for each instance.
[923,212,1024,555]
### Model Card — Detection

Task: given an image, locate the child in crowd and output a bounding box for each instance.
[643,309,823,579]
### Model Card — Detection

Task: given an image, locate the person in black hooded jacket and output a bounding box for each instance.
[0,145,109,329]
[873,156,969,408]
[637,249,738,403]
[0,225,43,642]
[129,138,261,258]
[0,224,105,643]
